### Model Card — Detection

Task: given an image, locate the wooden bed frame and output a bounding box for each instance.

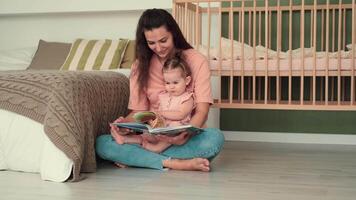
[173,0,356,110]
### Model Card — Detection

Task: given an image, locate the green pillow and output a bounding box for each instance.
[61,38,129,71]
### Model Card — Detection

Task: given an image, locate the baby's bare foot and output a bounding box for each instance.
[163,158,210,172]
[112,132,125,144]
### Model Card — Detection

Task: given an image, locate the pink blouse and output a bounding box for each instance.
[128,48,213,112]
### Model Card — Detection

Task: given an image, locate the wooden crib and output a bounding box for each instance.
[173,0,356,110]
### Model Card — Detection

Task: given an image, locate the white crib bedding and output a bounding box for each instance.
[0,109,73,182]
[198,37,356,75]
[208,57,356,76]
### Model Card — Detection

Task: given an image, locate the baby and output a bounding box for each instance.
[114,52,194,153]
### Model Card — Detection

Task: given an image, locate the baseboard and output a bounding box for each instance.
[223,131,356,145]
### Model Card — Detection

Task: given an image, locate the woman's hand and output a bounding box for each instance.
[156,131,191,146]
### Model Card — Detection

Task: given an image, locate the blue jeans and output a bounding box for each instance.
[95,128,225,170]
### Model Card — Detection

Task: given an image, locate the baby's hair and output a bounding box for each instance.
[163,51,191,78]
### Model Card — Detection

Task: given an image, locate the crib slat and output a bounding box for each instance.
[249,10,252,46]
[184,3,188,42]
[310,9,315,47]
[343,8,346,51]
[264,0,268,104]
[195,2,199,47]
[322,10,324,51]
[238,8,242,102]
[218,2,222,104]
[352,0,355,105]
[276,0,281,104]
[312,0,317,105]
[325,0,330,105]
[253,0,257,104]
[332,9,335,52]
[207,2,211,60]
[241,0,245,104]
[259,11,262,46]
[229,1,234,104]
[289,0,293,105]
[300,0,305,105]
[337,1,342,105]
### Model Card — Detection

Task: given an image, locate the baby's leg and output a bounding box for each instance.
[142,141,171,153]
[113,133,142,145]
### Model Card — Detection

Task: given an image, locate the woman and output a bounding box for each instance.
[96,8,224,172]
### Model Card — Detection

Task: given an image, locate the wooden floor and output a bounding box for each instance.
[1,141,356,200]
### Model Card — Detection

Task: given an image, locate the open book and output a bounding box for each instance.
[112,122,202,136]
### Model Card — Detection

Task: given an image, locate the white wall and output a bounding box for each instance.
[0,11,141,50]
[0,0,172,50]
[0,0,171,14]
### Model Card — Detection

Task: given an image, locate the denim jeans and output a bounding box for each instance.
[95,128,225,170]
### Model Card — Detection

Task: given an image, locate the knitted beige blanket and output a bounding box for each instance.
[0,70,129,181]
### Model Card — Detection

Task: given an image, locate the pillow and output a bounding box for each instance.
[61,38,129,71]
[120,40,135,69]
[0,46,37,71]
[28,40,71,70]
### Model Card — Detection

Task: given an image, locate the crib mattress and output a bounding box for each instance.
[209,57,356,76]
[0,109,73,182]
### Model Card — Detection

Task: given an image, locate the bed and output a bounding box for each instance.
[0,40,132,182]
[0,30,223,181]
[173,0,356,110]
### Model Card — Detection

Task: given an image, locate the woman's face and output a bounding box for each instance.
[144,26,174,61]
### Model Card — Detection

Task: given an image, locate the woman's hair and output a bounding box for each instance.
[135,8,192,93]
[163,51,191,78]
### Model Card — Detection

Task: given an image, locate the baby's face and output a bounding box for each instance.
[163,68,190,96]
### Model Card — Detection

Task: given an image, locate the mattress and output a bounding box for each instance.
[198,37,356,76]
[0,68,131,182]
[208,57,356,76]
[0,46,132,181]
[0,47,74,182]
[0,109,73,182]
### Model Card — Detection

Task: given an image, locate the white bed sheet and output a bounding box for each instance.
[0,47,36,71]
[0,109,73,182]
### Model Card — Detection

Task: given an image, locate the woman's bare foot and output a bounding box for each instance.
[114,162,128,168]
[162,158,210,172]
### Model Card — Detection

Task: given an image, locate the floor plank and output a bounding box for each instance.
[1,141,356,200]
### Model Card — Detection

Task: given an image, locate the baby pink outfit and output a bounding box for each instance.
[158,91,194,127]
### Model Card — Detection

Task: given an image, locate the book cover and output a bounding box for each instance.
[112,122,203,136]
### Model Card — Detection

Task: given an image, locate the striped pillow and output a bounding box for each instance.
[61,38,129,71]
